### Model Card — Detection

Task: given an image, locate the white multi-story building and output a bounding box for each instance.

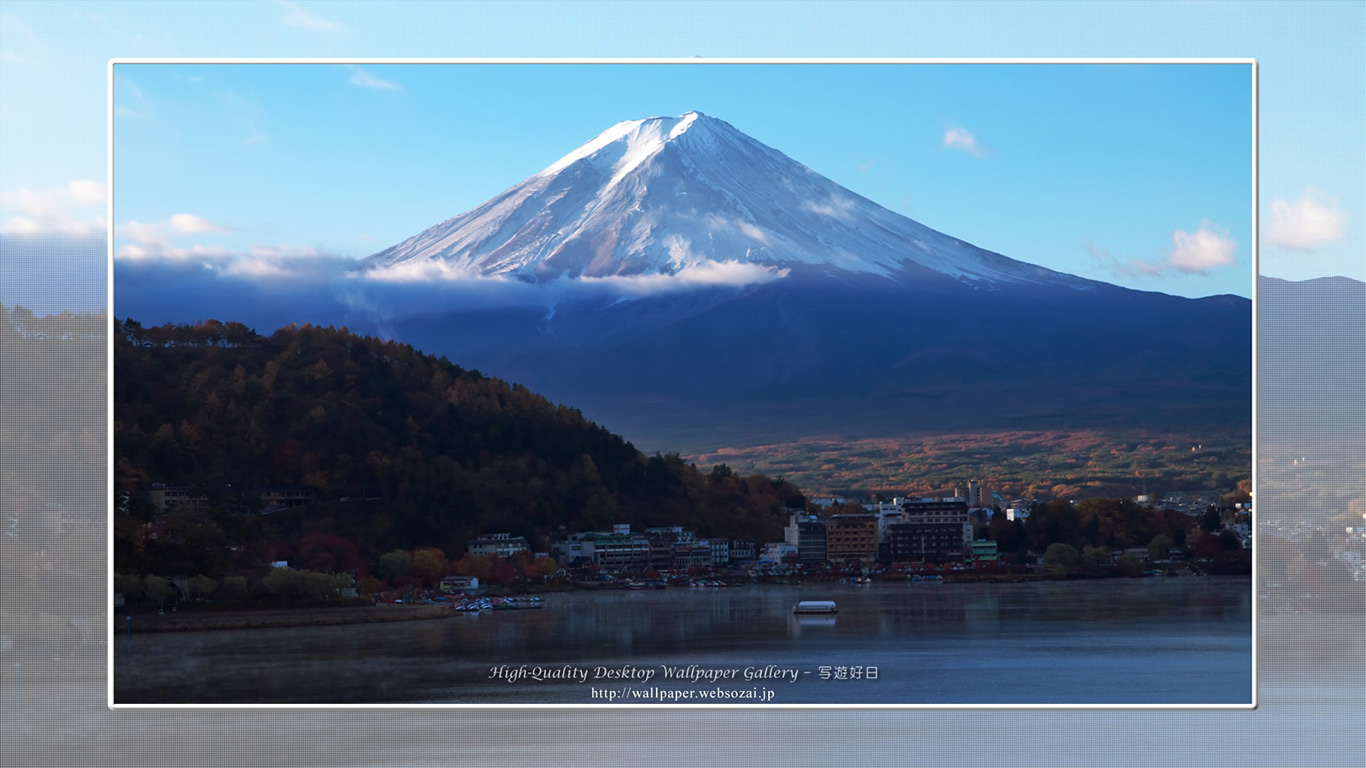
[467,533,530,558]
[760,542,797,563]
[555,526,650,571]
[700,538,730,566]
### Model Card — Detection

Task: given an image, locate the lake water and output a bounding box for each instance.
[113,577,1251,705]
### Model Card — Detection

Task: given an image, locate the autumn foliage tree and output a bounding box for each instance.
[376,550,411,582]
[297,532,363,574]
[409,547,447,586]
[452,553,492,581]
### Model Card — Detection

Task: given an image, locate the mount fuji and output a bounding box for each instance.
[363,111,1089,289]
[354,112,1249,450]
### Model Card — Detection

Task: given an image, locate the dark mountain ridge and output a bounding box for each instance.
[391,267,1251,450]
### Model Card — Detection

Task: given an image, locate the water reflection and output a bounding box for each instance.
[788,614,837,636]
[115,578,1252,705]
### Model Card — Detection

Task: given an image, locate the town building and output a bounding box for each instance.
[673,544,714,569]
[701,538,730,566]
[259,485,318,512]
[760,541,798,563]
[824,513,879,568]
[567,525,650,571]
[145,484,208,513]
[971,540,998,562]
[729,539,757,562]
[887,522,965,562]
[785,513,828,565]
[644,526,694,570]
[440,575,480,592]
[467,532,530,558]
[886,498,973,562]
[552,535,596,567]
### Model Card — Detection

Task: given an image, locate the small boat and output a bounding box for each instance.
[793,600,838,615]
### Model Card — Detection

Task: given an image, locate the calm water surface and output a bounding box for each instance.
[114,578,1251,705]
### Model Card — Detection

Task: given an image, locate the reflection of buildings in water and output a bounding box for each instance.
[962,589,1001,629]
[876,591,969,634]
[710,593,735,623]
[615,624,635,653]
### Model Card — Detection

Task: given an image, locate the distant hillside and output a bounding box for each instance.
[113,319,805,566]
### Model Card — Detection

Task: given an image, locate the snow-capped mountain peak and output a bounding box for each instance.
[538,111,703,187]
[360,112,1086,288]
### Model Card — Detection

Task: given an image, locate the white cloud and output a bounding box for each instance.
[115,241,235,264]
[0,216,40,235]
[119,220,169,248]
[115,237,352,284]
[358,259,495,284]
[0,181,107,237]
[3,187,67,220]
[68,180,106,205]
[353,256,788,299]
[114,243,151,260]
[700,214,770,245]
[1085,220,1238,278]
[171,213,223,235]
[1168,221,1237,273]
[249,244,329,259]
[943,127,989,157]
[736,221,769,244]
[347,65,400,91]
[116,214,226,250]
[802,196,855,218]
[279,1,341,31]
[221,259,293,279]
[1266,189,1347,251]
[0,215,104,238]
[578,260,789,297]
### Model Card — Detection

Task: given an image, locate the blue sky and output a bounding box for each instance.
[0,0,1361,311]
[107,61,1255,298]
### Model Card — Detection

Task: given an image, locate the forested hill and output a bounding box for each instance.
[114,319,804,556]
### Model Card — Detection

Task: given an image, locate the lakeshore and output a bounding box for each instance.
[110,569,1242,634]
[116,604,460,634]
